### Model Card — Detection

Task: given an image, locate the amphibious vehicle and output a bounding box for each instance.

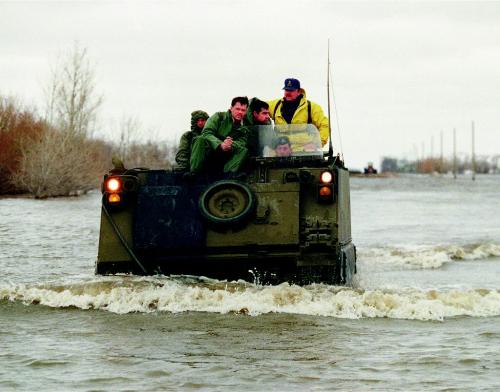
[96,124,356,285]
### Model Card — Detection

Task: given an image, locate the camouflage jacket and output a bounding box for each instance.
[175,127,201,169]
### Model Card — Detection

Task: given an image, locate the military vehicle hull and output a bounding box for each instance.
[96,159,356,285]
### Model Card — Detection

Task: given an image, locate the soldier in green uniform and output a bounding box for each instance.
[190,97,250,173]
[175,110,209,170]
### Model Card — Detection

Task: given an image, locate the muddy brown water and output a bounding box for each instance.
[1,174,499,391]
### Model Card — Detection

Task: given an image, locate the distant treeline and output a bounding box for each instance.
[381,156,499,174]
[0,45,175,198]
[0,96,176,198]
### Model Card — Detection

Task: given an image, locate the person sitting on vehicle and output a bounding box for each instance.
[175,110,209,170]
[267,78,329,151]
[274,136,293,157]
[245,98,271,156]
[190,97,250,173]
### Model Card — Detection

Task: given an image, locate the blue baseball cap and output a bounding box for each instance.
[282,78,300,91]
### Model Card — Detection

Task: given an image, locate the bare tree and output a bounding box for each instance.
[116,115,142,160]
[125,140,174,169]
[14,44,108,197]
[111,116,176,170]
[45,42,103,137]
[12,44,177,198]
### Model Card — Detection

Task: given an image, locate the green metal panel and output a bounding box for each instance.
[206,182,300,247]
[97,208,133,263]
[336,168,352,244]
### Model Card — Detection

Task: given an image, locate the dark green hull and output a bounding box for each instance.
[96,157,357,285]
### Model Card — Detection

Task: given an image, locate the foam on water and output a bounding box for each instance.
[359,241,500,269]
[1,277,499,321]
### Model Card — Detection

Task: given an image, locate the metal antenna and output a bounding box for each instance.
[453,128,457,179]
[328,40,344,162]
[327,39,333,158]
[472,120,476,181]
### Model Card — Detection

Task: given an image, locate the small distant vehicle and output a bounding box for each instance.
[96,124,356,285]
[364,162,378,175]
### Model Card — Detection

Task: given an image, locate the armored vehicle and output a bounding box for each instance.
[96,124,356,285]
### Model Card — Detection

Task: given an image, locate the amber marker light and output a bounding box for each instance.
[319,186,332,197]
[106,178,121,192]
[320,171,333,184]
[108,193,121,204]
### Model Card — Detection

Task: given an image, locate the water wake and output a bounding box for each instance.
[1,277,499,321]
[359,242,500,269]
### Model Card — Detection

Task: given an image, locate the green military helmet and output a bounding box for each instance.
[191,110,209,128]
[110,155,126,174]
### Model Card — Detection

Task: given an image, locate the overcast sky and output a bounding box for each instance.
[1,0,499,169]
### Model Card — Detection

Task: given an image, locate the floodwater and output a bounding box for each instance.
[1,174,499,391]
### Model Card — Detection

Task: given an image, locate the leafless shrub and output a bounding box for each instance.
[112,116,176,170]
[0,96,46,194]
[13,129,110,198]
[123,140,176,169]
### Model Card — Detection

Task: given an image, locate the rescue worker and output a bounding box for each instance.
[268,78,329,152]
[190,96,250,173]
[245,98,271,156]
[175,110,209,170]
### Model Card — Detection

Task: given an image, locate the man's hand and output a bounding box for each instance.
[220,137,233,152]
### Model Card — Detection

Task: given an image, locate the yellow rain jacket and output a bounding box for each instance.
[268,89,330,149]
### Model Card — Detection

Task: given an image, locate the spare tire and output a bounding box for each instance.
[199,180,256,226]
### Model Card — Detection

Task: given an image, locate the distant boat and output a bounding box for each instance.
[350,162,396,178]
[364,162,378,175]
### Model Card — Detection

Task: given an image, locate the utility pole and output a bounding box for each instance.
[440,130,444,174]
[421,141,425,173]
[453,128,457,179]
[431,135,434,172]
[472,121,476,181]
[413,143,419,173]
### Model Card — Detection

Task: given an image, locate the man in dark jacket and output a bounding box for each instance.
[190,97,250,173]
[245,98,271,156]
[175,110,209,170]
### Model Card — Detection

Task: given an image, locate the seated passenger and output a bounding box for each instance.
[190,97,250,173]
[272,124,321,154]
[259,124,322,158]
[245,98,271,156]
[175,110,209,170]
[274,136,293,157]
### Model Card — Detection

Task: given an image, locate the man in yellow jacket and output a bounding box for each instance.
[268,78,329,152]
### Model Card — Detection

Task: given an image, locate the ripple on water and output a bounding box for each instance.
[26,359,71,368]
[2,278,500,321]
